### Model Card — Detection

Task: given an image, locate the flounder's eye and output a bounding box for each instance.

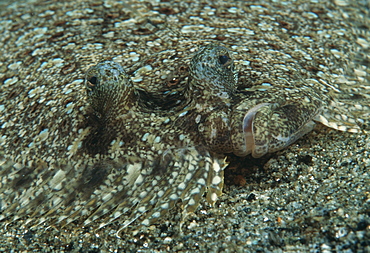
[88,76,98,85]
[219,55,230,65]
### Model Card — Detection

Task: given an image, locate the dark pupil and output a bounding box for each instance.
[88,76,98,85]
[219,55,229,65]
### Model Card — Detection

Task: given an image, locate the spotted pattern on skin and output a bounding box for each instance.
[0,58,227,230]
[0,0,369,234]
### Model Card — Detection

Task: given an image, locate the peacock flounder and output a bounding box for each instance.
[0,0,369,234]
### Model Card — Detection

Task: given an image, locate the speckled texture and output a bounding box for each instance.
[0,0,369,251]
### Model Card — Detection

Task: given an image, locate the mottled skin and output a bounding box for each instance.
[0,42,367,231]
[0,1,369,242]
[184,45,320,158]
[83,60,225,227]
[95,42,367,229]
[230,91,322,158]
[82,46,240,227]
[176,45,237,154]
[145,44,365,159]
[0,56,228,230]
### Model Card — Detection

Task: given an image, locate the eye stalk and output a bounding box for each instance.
[189,44,237,99]
[85,61,137,120]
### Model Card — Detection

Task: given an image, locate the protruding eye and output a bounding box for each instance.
[168,77,179,87]
[88,76,98,85]
[219,55,229,65]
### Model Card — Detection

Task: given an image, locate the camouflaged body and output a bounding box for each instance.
[0,57,227,229]
[0,0,369,232]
